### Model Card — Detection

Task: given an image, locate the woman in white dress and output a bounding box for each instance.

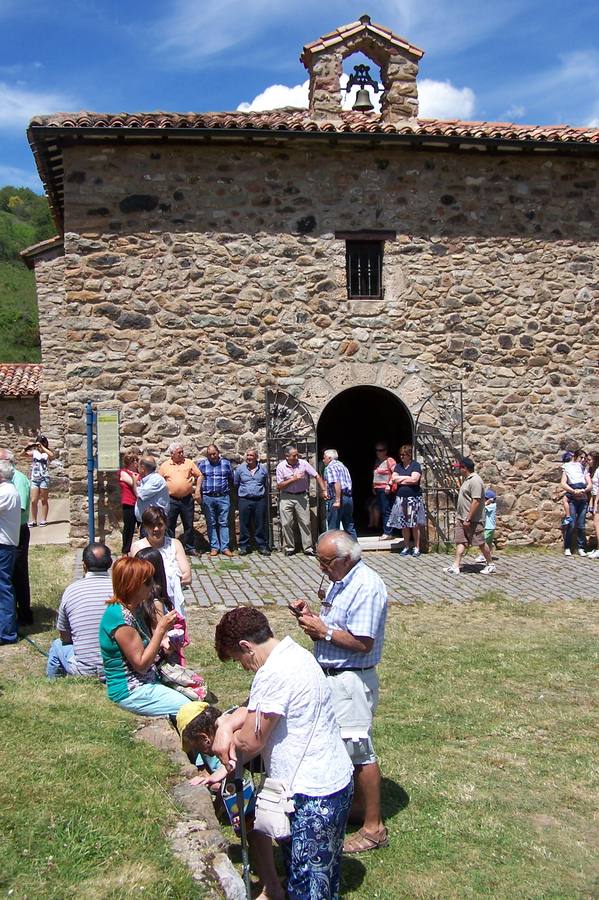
[131,505,191,617]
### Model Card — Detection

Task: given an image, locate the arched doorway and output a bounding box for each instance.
[316,386,413,535]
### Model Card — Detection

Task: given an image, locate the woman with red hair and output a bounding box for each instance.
[99,556,191,716]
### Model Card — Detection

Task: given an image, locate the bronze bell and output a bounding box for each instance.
[353,87,374,112]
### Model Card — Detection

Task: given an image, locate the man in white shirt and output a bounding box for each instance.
[293,530,388,854]
[134,455,170,525]
[0,459,22,645]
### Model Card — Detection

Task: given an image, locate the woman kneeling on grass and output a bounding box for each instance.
[214,607,354,900]
[99,556,191,716]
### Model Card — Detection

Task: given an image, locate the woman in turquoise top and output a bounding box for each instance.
[99,556,191,717]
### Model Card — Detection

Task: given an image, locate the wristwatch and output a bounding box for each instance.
[324,625,334,642]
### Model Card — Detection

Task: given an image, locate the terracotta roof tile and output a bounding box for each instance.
[28,109,599,145]
[0,364,42,398]
[301,15,424,60]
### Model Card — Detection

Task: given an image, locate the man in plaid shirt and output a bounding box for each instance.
[323,449,357,539]
[292,530,388,855]
[197,444,234,557]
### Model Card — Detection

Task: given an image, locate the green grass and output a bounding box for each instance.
[3,548,598,898]
[0,260,40,361]
[0,547,204,899]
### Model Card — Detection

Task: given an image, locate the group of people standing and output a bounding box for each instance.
[558,448,599,557]
[118,439,433,563]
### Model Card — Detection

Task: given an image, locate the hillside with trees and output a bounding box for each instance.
[0,186,57,362]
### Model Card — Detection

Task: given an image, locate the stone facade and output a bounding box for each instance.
[30,252,69,492]
[34,137,597,546]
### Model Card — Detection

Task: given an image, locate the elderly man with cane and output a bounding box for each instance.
[291,530,388,854]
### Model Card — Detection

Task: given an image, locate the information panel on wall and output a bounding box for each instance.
[96,409,120,471]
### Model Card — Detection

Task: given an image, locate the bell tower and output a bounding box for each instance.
[300,14,424,122]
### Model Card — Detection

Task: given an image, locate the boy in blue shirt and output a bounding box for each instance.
[476,490,497,562]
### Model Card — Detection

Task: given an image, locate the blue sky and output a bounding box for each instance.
[1,0,598,192]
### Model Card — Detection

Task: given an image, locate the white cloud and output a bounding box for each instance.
[589,118,599,127]
[0,163,42,190]
[154,0,288,65]
[0,81,76,130]
[238,73,475,120]
[152,0,532,66]
[418,79,475,118]
[238,80,308,112]
[483,49,599,125]
[502,104,526,120]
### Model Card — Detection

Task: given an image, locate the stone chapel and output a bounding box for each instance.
[22,15,599,545]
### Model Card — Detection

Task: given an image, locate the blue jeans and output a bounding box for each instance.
[282,780,353,900]
[117,684,192,716]
[375,490,394,534]
[565,497,587,551]
[326,496,357,540]
[0,544,17,644]
[47,638,76,677]
[202,495,230,552]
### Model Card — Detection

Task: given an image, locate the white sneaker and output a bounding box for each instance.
[412,548,421,557]
[480,563,496,575]
[564,549,572,556]
[587,549,599,558]
[444,565,461,575]
[578,549,587,557]
[474,554,486,564]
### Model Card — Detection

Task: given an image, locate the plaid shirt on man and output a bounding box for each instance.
[325,459,353,500]
[314,561,387,668]
[198,457,233,495]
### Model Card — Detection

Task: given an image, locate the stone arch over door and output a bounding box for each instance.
[316,385,414,535]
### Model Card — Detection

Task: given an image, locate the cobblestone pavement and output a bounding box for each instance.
[181,549,599,609]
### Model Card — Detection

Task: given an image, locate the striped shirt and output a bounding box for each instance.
[56,572,113,677]
[325,459,353,499]
[198,457,233,495]
[314,560,387,668]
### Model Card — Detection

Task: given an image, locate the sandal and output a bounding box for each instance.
[343,827,389,854]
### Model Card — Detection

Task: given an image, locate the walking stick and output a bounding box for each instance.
[234,758,252,899]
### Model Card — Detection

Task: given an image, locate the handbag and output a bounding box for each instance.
[253,676,322,841]
[157,661,217,703]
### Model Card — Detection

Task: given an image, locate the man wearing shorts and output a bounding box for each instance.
[445,456,495,575]
[293,529,388,854]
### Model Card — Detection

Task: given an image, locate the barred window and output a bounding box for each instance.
[346,240,383,299]
[336,230,395,300]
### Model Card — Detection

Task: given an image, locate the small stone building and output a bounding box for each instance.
[25,15,599,546]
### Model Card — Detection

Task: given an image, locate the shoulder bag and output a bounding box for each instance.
[253,676,322,841]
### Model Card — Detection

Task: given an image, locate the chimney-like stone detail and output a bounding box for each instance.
[307,51,344,120]
[301,16,424,122]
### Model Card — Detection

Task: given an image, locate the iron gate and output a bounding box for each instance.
[264,389,318,549]
[414,385,464,549]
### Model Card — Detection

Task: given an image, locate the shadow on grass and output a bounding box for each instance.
[228,836,368,896]
[22,605,56,636]
[381,777,410,820]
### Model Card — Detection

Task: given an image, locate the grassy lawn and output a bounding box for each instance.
[2,547,598,898]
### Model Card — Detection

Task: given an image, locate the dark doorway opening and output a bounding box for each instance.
[316,386,413,535]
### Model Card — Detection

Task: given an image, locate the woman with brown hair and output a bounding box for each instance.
[213,607,353,900]
[386,444,426,556]
[98,556,190,716]
[119,450,139,554]
[131,506,191,616]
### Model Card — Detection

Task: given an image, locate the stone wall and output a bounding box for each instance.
[34,252,69,492]
[53,140,599,545]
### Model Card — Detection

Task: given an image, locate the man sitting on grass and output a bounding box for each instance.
[47,543,113,679]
